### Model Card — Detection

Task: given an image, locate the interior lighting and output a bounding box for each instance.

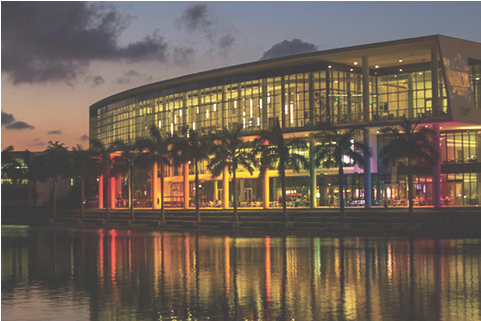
[206,110,209,119]
[419,72,423,75]
[179,109,182,117]
[350,69,353,71]
[234,101,237,109]
[174,115,177,124]
[328,65,332,68]
[257,117,260,126]
[399,69,403,72]
[476,77,480,81]
[354,62,358,65]
[260,98,263,109]
[290,104,294,123]
[158,120,161,128]
[193,122,196,130]
[214,103,217,111]
[399,58,403,63]
[375,65,379,68]
[285,104,288,115]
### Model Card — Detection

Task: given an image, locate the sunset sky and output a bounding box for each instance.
[2,1,481,151]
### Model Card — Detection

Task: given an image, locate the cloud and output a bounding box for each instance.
[47,129,62,135]
[173,46,195,66]
[2,2,169,85]
[2,111,15,125]
[79,134,89,141]
[86,74,105,87]
[32,139,46,147]
[113,69,142,85]
[1,110,34,130]
[5,121,35,130]
[176,4,237,55]
[260,39,318,60]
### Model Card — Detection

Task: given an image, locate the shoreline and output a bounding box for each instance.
[2,206,481,238]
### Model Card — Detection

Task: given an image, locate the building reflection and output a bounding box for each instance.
[1,228,481,320]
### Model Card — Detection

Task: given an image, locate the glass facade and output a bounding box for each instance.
[90,37,481,208]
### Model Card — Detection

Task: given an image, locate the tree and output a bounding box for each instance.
[313,126,371,222]
[37,141,70,220]
[112,138,144,220]
[1,145,19,180]
[70,145,96,219]
[90,138,117,220]
[253,119,308,222]
[379,117,438,218]
[208,124,256,223]
[137,125,172,223]
[170,128,212,222]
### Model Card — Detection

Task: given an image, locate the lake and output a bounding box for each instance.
[2,226,481,320]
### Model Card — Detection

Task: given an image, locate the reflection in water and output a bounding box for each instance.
[2,227,481,321]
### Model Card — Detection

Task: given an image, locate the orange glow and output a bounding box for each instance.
[110,229,116,282]
[265,236,271,302]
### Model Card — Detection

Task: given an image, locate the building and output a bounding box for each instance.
[89,35,481,210]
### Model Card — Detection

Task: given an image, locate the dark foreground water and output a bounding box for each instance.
[2,226,481,321]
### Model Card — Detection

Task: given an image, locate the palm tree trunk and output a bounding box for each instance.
[339,162,345,223]
[53,176,57,221]
[106,167,110,221]
[408,158,414,221]
[195,161,200,222]
[233,169,238,222]
[281,168,288,222]
[160,163,165,222]
[130,168,134,220]
[28,179,32,215]
[81,176,85,219]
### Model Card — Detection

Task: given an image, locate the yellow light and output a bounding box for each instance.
[214,103,217,111]
[328,65,332,69]
[399,59,403,63]
[353,62,358,65]
[375,65,379,68]
[399,69,403,72]
[193,122,196,130]
[350,69,353,71]
[260,98,263,109]
[206,110,209,119]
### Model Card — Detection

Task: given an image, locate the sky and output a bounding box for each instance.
[2,1,481,151]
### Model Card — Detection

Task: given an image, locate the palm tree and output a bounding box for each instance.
[170,128,212,222]
[253,119,308,222]
[138,125,172,224]
[21,150,41,215]
[37,141,70,221]
[71,145,96,219]
[379,117,438,218]
[112,138,144,220]
[208,124,256,223]
[90,138,117,220]
[313,126,371,222]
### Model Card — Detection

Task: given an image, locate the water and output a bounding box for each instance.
[2,226,481,321]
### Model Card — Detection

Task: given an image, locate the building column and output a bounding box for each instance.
[362,57,372,208]
[98,175,104,209]
[110,176,116,209]
[223,166,229,209]
[214,179,219,201]
[184,163,189,209]
[309,134,317,209]
[364,130,372,208]
[263,169,270,209]
[433,124,442,207]
[362,57,370,122]
[152,161,158,209]
[431,48,439,116]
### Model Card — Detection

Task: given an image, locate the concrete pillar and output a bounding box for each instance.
[431,48,439,116]
[214,179,218,201]
[364,130,372,208]
[98,175,104,209]
[110,176,116,209]
[152,161,158,209]
[184,163,189,209]
[433,124,442,207]
[362,57,370,122]
[223,166,229,209]
[309,134,316,209]
[263,169,270,209]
